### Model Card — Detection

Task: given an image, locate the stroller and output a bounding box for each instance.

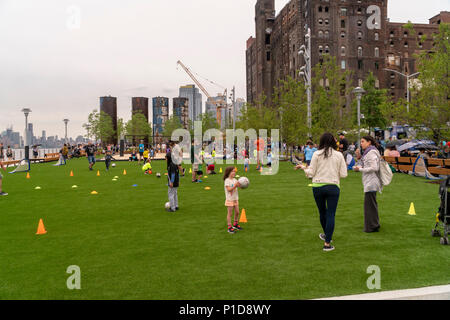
[431,177,450,245]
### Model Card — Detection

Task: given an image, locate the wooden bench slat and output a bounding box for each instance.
[427,159,444,166]
[383,156,398,164]
[445,159,450,168]
[428,167,450,176]
[398,164,413,171]
[398,157,412,164]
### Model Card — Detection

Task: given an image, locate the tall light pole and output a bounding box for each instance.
[353,87,366,149]
[21,108,32,160]
[230,86,236,131]
[299,28,312,138]
[63,119,69,144]
[279,107,283,156]
[384,68,420,113]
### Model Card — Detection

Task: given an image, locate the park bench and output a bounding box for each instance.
[43,153,60,162]
[397,157,413,172]
[1,160,20,167]
[426,158,450,176]
[382,156,450,176]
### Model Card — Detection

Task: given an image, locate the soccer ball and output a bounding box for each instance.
[165,202,171,210]
[238,177,250,189]
[156,173,161,178]
[112,163,116,168]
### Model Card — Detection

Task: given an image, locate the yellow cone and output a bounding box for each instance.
[204,187,211,190]
[239,209,247,223]
[26,172,30,179]
[97,170,100,176]
[408,203,416,215]
[91,191,98,195]
[219,167,222,173]
[123,169,127,175]
[189,168,192,173]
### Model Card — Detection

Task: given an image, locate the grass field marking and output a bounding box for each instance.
[66,265,81,290]
[366,265,381,290]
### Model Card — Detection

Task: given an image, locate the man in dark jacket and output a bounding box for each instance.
[166,141,180,212]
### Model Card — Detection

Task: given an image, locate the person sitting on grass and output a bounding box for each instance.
[129,147,138,162]
[0,160,8,196]
[223,166,242,234]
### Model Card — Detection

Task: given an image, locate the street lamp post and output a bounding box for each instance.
[384,68,420,113]
[21,108,32,160]
[352,87,366,149]
[63,119,70,143]
[299,28,312,137]
[279,107,283,156]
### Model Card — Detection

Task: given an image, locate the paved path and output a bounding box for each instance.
[316,284,450,300]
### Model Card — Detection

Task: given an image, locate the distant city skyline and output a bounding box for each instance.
[0,0,448,138]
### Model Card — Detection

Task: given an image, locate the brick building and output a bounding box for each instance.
[246,0,449,106]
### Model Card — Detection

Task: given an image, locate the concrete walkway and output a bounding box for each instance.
[317,284,450,300]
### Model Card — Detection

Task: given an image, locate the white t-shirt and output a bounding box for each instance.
[224,178,239,201]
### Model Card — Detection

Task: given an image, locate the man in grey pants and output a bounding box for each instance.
[166,141,180,212]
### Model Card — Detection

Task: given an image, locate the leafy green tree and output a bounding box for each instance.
[83,109,100,141]
[117,118,125,140]
[199,112,220,132]
[272,76,308,152]
[163,115,183,138]
[98,111,116,145]
[311,55,353,141]
[409,23,450,142]
[125,111,152,145]
[358,72,390,133]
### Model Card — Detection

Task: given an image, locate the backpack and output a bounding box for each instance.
[379,158,393,186]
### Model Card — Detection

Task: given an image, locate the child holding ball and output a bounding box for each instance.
[223,166,242,234]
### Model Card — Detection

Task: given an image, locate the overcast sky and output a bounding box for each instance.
[0,0,448,139]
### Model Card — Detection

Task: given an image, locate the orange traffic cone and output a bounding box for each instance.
[234,167,238,172]
[245,167,248,172]
[123,169,127,175]
[97,170,100,176]
[70,170,74,177]
[26,172,30,179]
[36,219,47,235]
[239,209,248,223]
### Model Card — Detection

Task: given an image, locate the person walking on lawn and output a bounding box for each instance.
[296,133,348,252]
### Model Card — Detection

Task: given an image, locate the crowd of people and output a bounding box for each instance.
[1,133,447,246]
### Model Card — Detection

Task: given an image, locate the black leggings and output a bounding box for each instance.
[312,185,340,243]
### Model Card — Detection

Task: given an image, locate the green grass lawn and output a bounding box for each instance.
[0,158,448,300]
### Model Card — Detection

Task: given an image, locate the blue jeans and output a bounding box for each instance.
[312,185,340,243]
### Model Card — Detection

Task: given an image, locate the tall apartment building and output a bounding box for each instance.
[173,97,190,129]
[132,97,149,121]
[205,95,228,129]
[100,96,118,144]
[179,85,203,122]
[152,97,169,142]
[246,0,449,106]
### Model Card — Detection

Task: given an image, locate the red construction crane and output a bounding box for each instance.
[177,60,227,127]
